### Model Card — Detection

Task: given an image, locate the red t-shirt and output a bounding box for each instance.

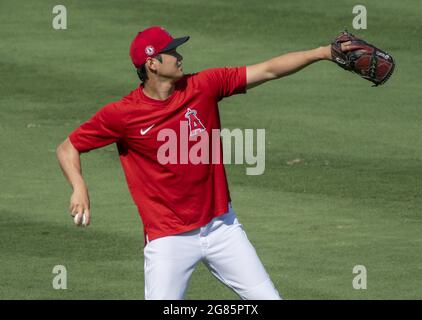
[69,67,247,242]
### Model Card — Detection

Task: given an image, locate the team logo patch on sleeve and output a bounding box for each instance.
[184,108,205,137]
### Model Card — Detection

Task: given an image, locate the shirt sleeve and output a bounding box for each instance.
[68,102,126,153]
[196,66,247,101]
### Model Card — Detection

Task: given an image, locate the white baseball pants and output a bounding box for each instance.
[143,205,282,300]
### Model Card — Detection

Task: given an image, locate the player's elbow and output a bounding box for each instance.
[262,60,284,80]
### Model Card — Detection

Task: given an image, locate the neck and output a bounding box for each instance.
[142,77,176,101]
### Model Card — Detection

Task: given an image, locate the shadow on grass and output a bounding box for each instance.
[0,209,143,262]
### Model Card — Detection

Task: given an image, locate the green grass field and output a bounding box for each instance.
[1,0,421,299]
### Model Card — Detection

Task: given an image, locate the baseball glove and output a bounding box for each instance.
[331,31,395,86]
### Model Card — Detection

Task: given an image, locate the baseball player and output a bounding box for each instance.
[56,26,359,300]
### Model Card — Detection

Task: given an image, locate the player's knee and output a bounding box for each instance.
[238,279,282,300]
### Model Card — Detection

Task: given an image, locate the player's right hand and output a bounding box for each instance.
[69,188,90,227]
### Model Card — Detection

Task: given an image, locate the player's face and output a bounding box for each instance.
[156,49,184,81]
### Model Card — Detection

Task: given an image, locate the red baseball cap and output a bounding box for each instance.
[130,26,190,68]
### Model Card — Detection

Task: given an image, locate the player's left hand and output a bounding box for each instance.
[330,30,395,86]
[320,41,353,60]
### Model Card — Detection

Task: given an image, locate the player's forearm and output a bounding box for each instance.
[56,138,87,191]
[265,46,331,79]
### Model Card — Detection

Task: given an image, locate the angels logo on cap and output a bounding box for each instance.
[145,45,155,56]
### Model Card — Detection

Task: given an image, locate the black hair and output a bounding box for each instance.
[136,54,163,84]
[137,64,148,84]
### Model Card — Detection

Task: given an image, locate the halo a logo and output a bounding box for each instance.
[184,108,205,137]
[145,45,155,56]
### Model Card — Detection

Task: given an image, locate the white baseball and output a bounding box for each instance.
[73,212,87,226]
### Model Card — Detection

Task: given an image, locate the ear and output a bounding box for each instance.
[145,57,158,72]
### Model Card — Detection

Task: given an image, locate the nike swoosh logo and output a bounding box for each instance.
[140,124,155,135]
